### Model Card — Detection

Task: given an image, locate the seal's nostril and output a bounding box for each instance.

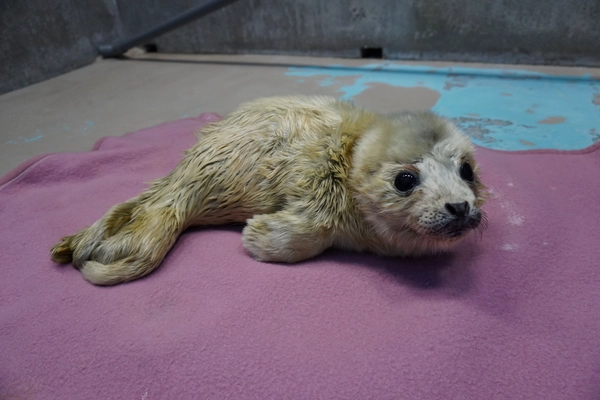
[445,201,469,217]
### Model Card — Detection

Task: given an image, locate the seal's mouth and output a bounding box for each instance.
[417,212,484,241]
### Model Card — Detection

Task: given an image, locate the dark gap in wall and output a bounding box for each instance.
[143,43,158,53]
[361,47,383,59]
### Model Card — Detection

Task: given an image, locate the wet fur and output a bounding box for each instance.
[51,96,487,285]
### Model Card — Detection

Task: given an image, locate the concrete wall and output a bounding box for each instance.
[0,0,120,94]
[2,0,600,94]
[118,0,600,65]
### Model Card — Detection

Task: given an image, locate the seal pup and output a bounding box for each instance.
[51,95,487,285]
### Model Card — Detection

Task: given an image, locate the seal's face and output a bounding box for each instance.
[351,111,487,254]
[393,142,486,242]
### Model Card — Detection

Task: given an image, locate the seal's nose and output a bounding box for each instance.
[445,201,470,218]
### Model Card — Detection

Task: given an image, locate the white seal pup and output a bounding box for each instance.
[51,95,487,285]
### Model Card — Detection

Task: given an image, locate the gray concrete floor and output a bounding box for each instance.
[1,53,599,177]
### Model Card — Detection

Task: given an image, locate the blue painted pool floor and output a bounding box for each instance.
[287,63,600,151]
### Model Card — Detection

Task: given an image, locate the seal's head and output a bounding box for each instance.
[351,111,487,256]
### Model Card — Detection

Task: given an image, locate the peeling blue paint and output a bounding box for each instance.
[24,134,43,143]
[5,131,45,144]
[82,120,94,135]
[285,63,600,151]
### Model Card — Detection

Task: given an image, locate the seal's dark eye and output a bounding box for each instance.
[460,162,474,182]
[394,172,419,193]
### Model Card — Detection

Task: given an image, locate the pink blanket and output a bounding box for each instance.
[1,114,599,399]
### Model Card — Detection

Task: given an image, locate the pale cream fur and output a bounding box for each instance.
[51,95,487,285]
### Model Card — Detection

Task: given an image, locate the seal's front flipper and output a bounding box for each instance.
[242,210,333,263]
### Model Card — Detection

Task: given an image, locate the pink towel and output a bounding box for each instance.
[1,113,599,399]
